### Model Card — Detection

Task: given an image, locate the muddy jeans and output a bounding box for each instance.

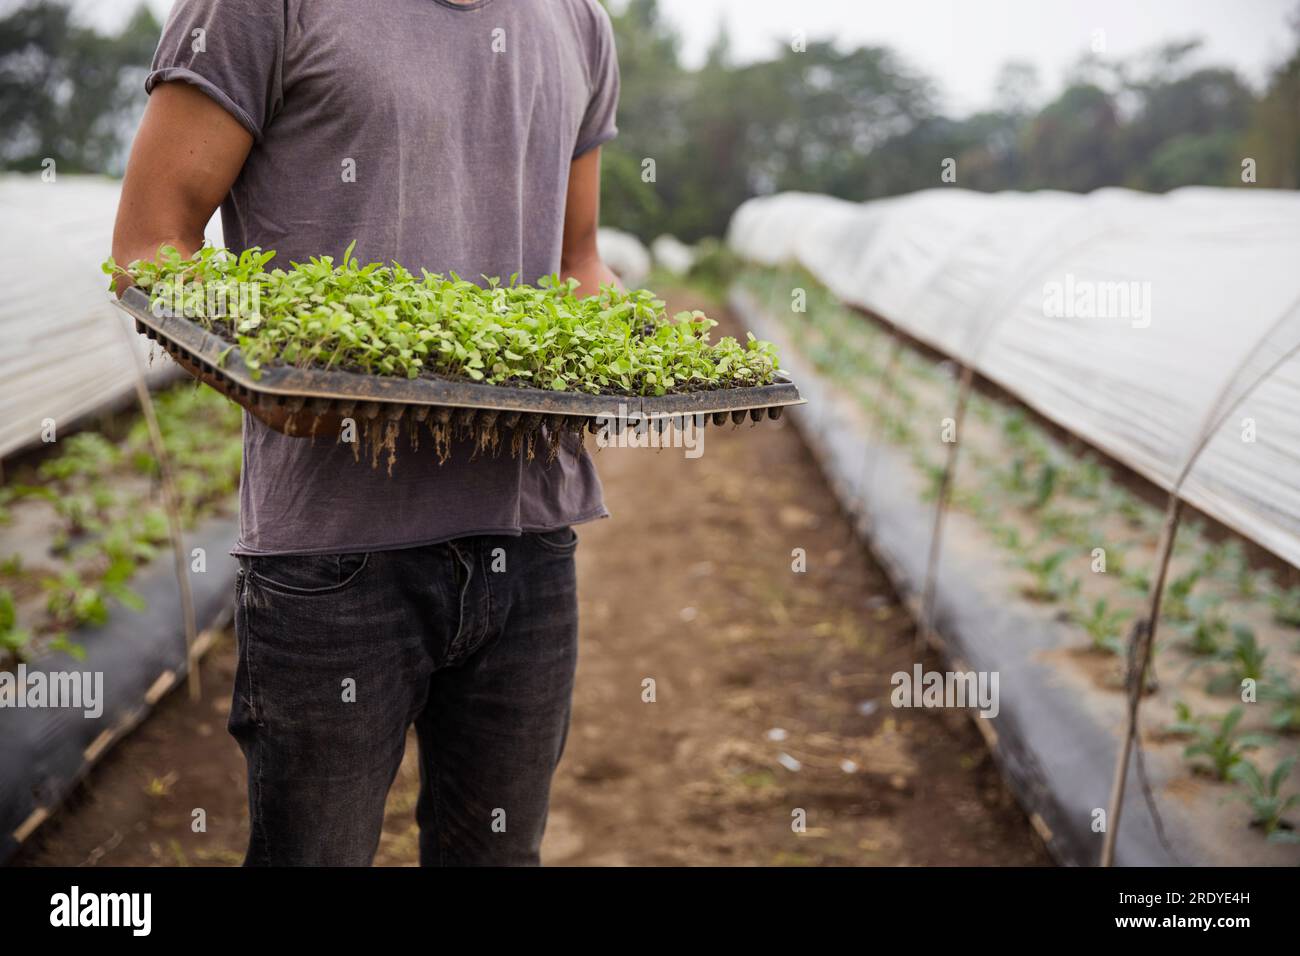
[229,528,580,866]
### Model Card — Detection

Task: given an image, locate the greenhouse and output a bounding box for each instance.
[728,185,1300,865]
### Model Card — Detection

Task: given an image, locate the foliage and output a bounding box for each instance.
[0,0,159,173]
[106,245,779,397]
[1169,703,1272,781]
[0,588,31,658]
[1204,626,1269,695]
[1229,757,1300,839]
[0,381,242,665]
[1073,597,1130,654]
[1017,549,1080,603]
[6,1,1299,236]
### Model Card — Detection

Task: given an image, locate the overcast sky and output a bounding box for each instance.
[74,0,1298,114]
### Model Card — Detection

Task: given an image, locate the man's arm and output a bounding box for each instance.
[111,81,253,293]
[112,82,310,429]
[559,147,623,294]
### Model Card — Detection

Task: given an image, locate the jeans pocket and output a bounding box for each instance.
[247,552,371,596]
[530,526,578,555]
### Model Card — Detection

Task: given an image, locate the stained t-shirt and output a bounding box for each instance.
[145,0,618,555]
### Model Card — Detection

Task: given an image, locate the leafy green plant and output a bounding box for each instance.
[1228,757,1300,840]
[1123,567,1152,595]
[1030,461,1059,510]
[42,565,144,631]
[1269,585,1300,629]
[1175,595,1229,656]
[1018,549,1080,603]
[0,588,32,660]
[1205,625,1269,695]
[1168,704,1272,780]
[106,244,780,397]
[1206,538,1272,598]
[1161,567,1202,622]
[1066,457,1106,500]
[1260,678,1300,734]
[1072,598,1131,654]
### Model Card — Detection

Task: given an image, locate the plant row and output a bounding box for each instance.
[0,385,243,665]
[740,264,1300,843]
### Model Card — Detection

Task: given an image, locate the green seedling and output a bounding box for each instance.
[37,432,121,482]
[45,633,86,661]
[1003,456,1030,494]
[42,567,144,631]
[919,463,947,502]
[1207,538,1272,599]
[0,588,33,660]
[1175,596,1229,656]
[1168,704,1272,781]
[1018,549,1080,603]
[1162,568,1202,623]
[1108,489,1149,530]
[1269,586,1300,629]
[1260,678,1300,734]
[1228,757,1300,840]
[1001,409,1030,450]
[1072,597,1131,654]
[1205,625,1268,696]
[1122,566,1153,596]
[1066,457,1106,500]
[1030,461,1058,510]
[107,244,780,397]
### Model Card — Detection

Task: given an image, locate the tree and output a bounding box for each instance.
[1238,5,1300,188]
[0,0,160,175]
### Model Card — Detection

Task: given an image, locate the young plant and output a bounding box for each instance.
[1228,757,1300,840]
[0,588,32,660]
[1030,461,1059,510]
[1168,704,1272,781]
[1018,549,1080,603]
[1072,597,1131,654]
[1161,567,1202,623]
[1269,585,1300,629]
[1175,595,1229,656]
[42,568,144,631]
[1204,625,1269,696]
[1259,677,1300,734]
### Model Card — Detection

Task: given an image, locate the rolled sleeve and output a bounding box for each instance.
[145,0,286,143]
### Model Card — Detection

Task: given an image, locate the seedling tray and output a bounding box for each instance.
[114,287,805,436]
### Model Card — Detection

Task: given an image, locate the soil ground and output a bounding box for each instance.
[12,291,1048,867]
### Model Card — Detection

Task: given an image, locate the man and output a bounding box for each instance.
[112,0,621,866]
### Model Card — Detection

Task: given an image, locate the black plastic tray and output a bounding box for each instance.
[114,287,804,431]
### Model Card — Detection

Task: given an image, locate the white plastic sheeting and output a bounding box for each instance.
[651,234,696,276]
[729,187,1300,568]
[0,175,222,459]
[596,227,651,288]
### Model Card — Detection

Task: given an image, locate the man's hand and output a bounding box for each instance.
[560,147,623,295]
[111,81,253,295]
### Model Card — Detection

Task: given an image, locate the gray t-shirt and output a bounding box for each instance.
[146,0,618,555]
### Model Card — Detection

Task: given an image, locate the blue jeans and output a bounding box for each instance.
[229,529,580,866]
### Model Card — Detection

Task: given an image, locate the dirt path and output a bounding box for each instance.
[13,291,1048,868]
